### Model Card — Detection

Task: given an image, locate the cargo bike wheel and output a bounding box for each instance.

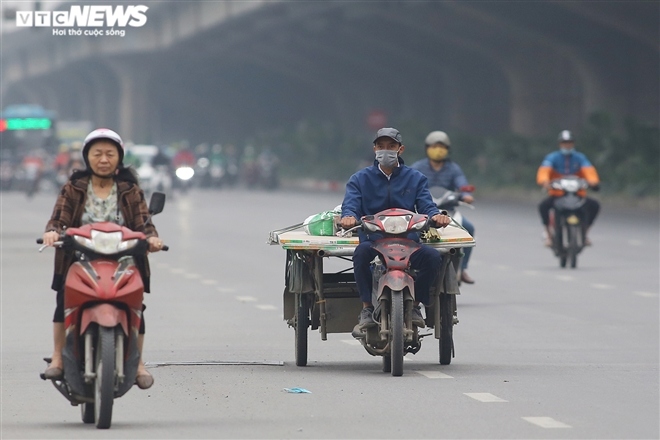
[295,293,311,366]
[439,293,455,365]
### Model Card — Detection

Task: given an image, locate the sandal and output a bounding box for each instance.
[135,372,154,389]
[44,366,63,380]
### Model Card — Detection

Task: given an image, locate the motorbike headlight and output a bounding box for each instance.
[74,231,138,255]
[561,179,580,192]
[381,216,409,234]
[176,166,195,181]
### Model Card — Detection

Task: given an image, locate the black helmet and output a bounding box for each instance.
[557,130,574,142]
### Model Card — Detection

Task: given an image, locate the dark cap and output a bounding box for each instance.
[373,127,402,144]
[557,130,574,142]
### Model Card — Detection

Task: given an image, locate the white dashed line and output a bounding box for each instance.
[341,339,362,346]
[235,296,257,302]
[201,279,218,285]
[590,283,614,290]
[255,304,278,311]
[555,275,575,282]
[464,393,507,402]
[183,273,202,279]
[522,417,571,428]
[634,291,658,298]
[415,371,453,379]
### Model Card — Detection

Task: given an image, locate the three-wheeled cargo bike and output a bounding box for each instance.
[269,216,475,376]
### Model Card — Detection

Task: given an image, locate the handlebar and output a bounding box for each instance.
[37,237,168,251]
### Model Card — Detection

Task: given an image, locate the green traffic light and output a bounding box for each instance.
[5,118,52,130]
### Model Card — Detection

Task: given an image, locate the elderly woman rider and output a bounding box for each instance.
[41,128,163,389]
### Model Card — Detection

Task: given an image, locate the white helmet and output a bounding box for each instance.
[82,128,124,166]
[425,131,451,147]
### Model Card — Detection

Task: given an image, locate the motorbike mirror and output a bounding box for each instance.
[459,185,475,193]
[149,192,166,215]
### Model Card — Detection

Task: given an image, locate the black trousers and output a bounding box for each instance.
[53,289,146,334]
[538,196,600,228]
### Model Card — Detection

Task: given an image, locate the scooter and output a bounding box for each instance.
[38,193,167,429]
[341,208,459,376]
[548,175,589,268]
[429,185,475,283]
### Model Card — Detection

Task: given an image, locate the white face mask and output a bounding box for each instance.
[560,147,574,155]
[375,149,399,168]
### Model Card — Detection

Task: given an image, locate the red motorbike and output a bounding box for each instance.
[38,193,166,429]
[343,208,459,376]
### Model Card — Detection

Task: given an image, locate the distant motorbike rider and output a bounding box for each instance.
[340,128,451,337]
[40,128,163,389]
[537,130,600,247]
[410,131,476,284]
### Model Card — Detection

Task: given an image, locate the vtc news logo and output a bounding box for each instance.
[16,5,149,27]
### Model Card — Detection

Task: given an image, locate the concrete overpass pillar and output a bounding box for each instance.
[111,61,151,144]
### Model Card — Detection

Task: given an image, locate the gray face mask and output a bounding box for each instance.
[375,149,399,168]
[560,147,574,155]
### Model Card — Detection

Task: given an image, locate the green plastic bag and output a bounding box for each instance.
[303,207,341,236]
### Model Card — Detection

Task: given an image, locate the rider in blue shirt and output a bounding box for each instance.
[410,131,476,284]
[341,128,451,338]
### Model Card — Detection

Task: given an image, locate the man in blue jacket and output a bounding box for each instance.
[340,128,451,337]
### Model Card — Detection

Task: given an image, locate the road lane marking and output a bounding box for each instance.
[170,268,185,274]
[201,279,218,285]
[416,371,453,379]
[634,291,658,298]
[341,339,362,346]
[183,273,202,279]
[236,296,257,302]
[522,417,571,428]
[590,283,614,289]
[555,275,575,281]
[255,304,278,310]
[216,287,237,293]
[464,393,507,402]
[495,265,511,270]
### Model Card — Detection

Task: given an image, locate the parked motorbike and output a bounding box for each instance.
[38,193,167,429]
[340,208,458,376]
[429,185,475,283]
[548,175,589,268]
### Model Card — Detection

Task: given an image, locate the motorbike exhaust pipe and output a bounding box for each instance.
[316,249,355,257]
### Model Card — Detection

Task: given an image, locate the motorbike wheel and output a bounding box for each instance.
[81,402,95,424]
[555,220,567,268]
[390,290,404,377]
[439,293,454,365]
[94,326,116,429]
[568,224,580,269]
[295,294,309,367]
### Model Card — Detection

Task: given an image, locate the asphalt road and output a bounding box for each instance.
[1,187,658,439]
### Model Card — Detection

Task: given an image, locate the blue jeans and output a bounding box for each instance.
[352,240,442,305]
[461,216,475,270]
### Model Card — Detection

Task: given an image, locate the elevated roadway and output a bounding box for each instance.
[2,1,658,143]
